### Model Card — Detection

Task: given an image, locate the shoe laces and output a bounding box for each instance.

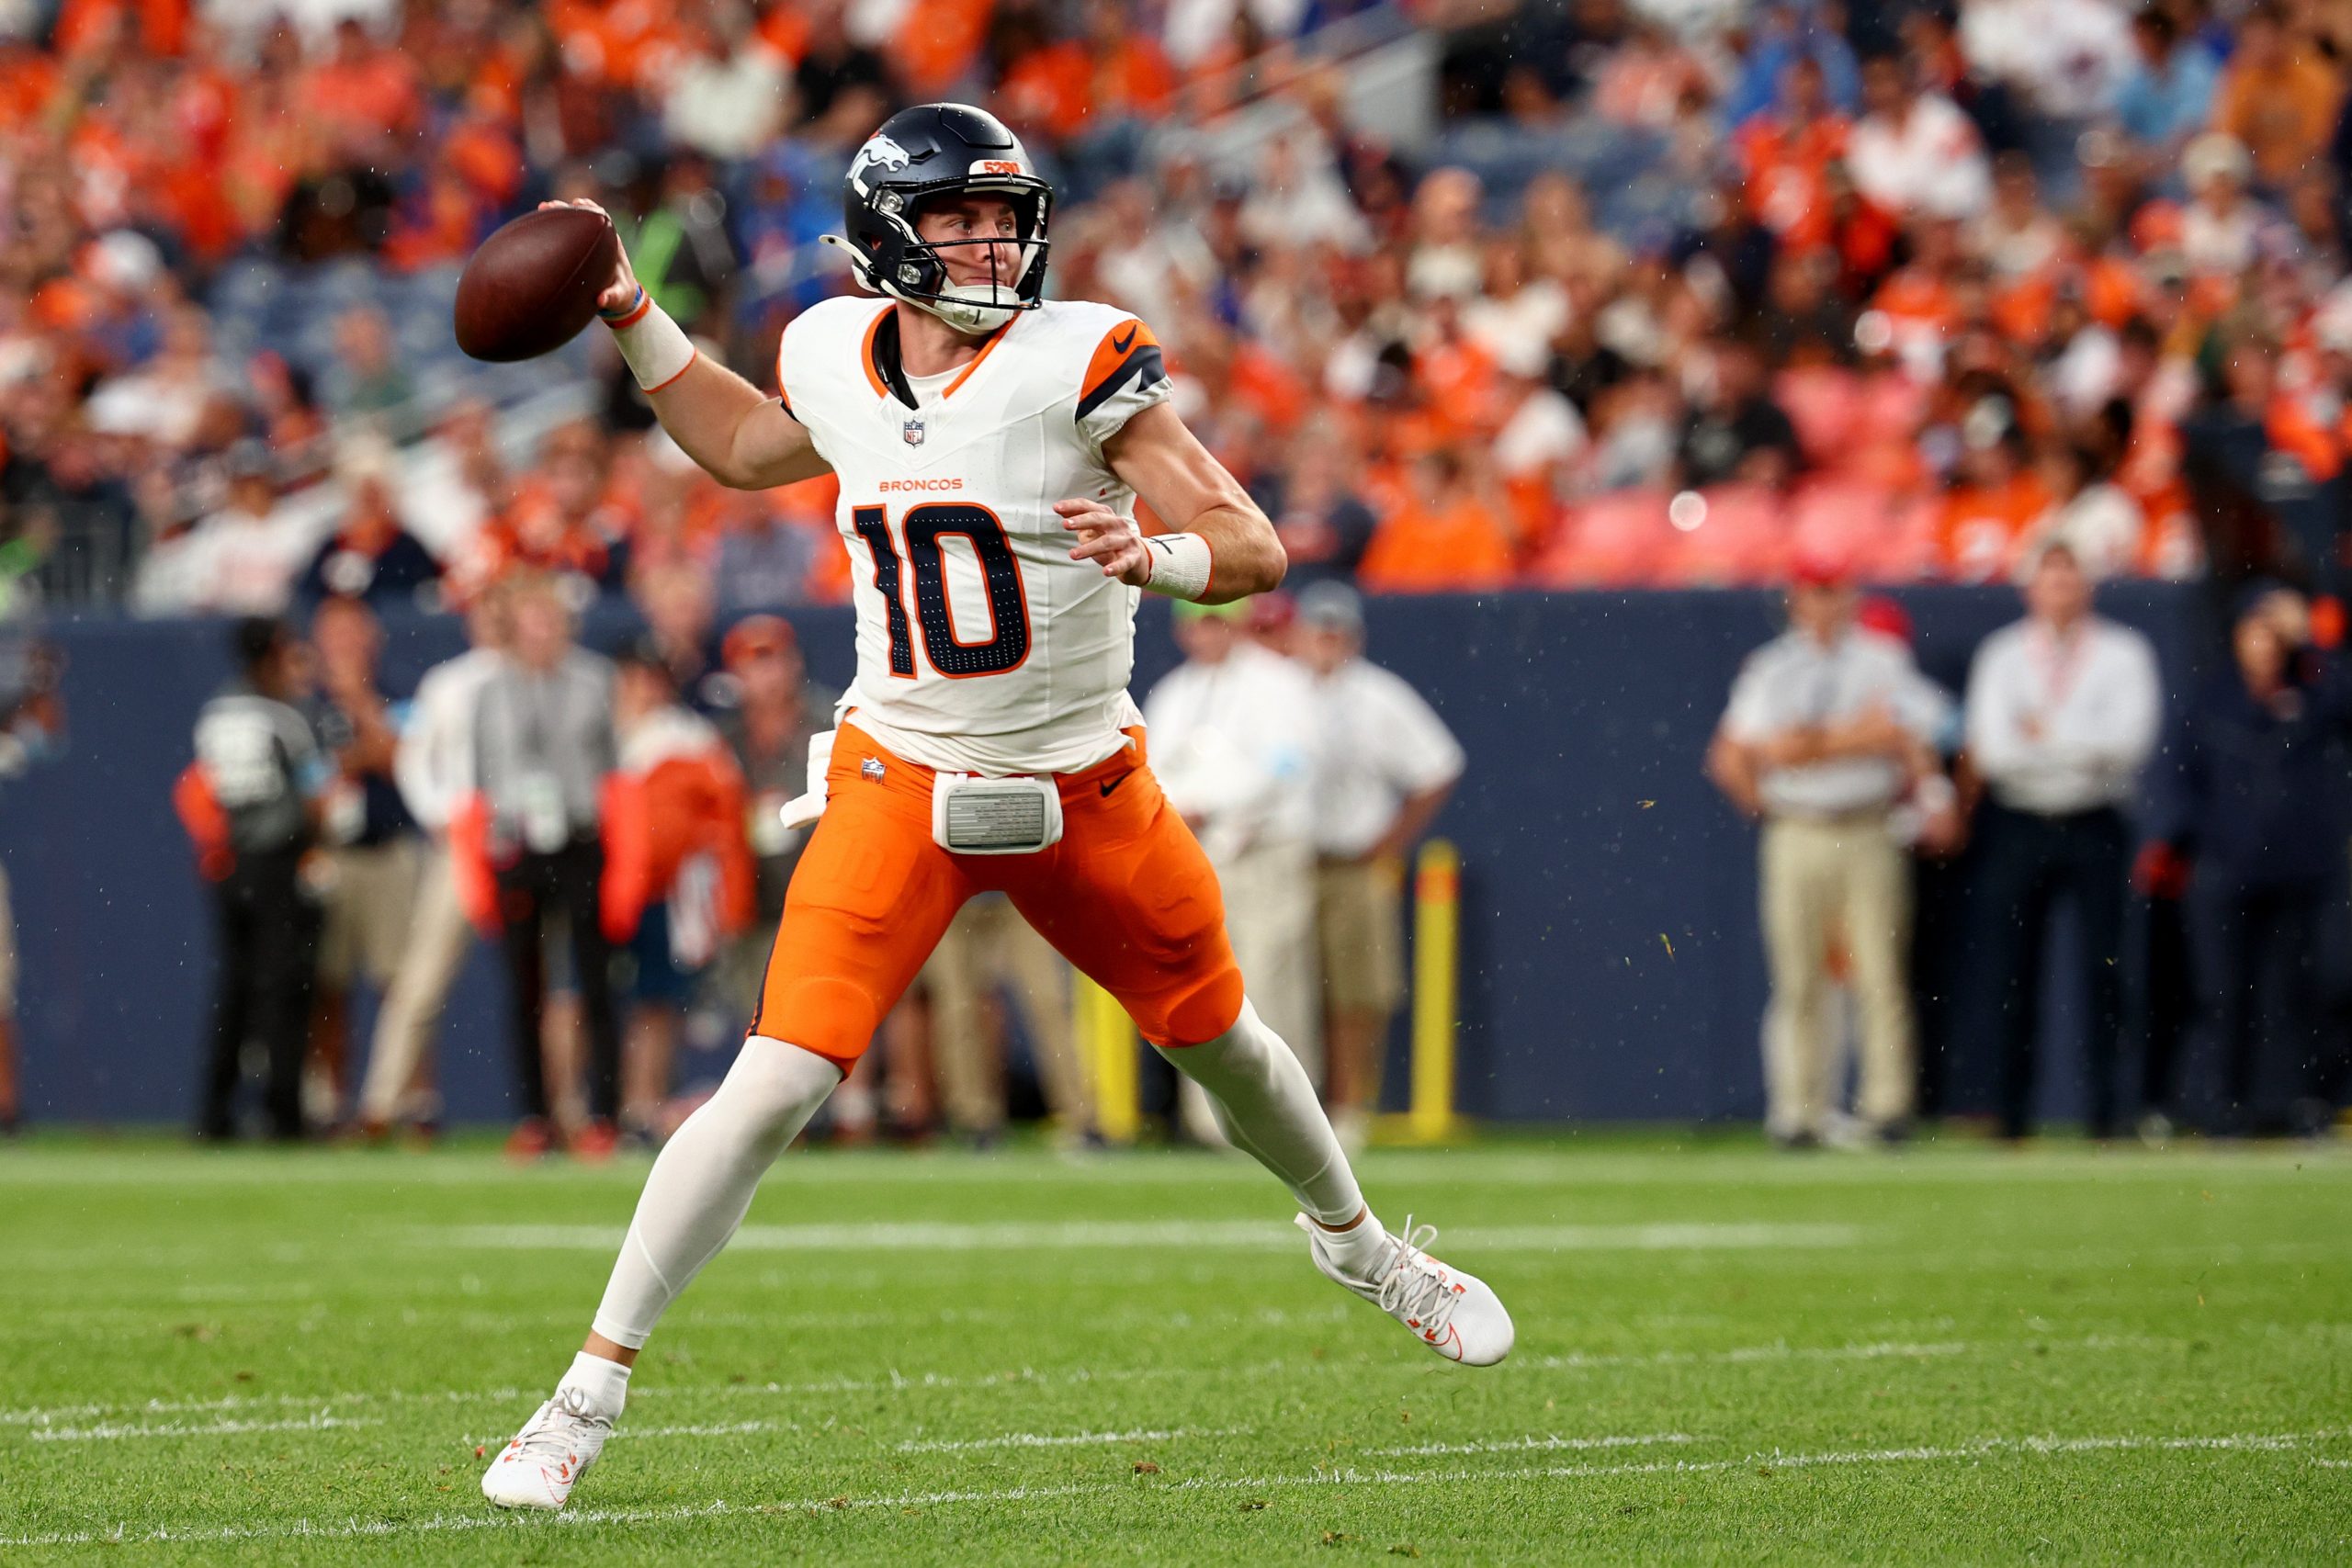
[1371,1216,1461,1336]
[509,1388,608,1467]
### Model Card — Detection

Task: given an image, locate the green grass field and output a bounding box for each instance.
[2,1133,2348,1563]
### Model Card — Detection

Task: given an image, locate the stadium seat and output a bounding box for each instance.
[1871,493,1948,581]
[1657,484,1781,586]
[1772,367,1864,468]
[1785,478,1903,572]
[1531,489,1670,588]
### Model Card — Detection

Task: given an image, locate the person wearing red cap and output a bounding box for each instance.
[1707,555,1945,1147]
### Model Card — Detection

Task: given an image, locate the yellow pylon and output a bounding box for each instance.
[1407,838,1464,1145]
[1075,973,1139,1143]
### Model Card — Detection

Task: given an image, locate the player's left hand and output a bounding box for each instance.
[1056,498,1154,588]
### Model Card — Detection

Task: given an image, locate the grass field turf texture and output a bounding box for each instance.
[1,1135,2347,1563]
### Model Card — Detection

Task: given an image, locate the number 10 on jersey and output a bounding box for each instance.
[853,503,1034,678]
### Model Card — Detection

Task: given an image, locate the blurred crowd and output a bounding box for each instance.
[174,576,1463,1152]
[0,0,2350,615]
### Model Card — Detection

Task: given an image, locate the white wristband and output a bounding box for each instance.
[1139,531,1214,600]
[602,288,696,391]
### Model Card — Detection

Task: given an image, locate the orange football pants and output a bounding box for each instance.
[752,723,1246,1066]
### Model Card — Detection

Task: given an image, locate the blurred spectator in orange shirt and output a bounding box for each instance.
[893,0,995,97]
[1358,449,1515,593]
[1413,296,1507,441]
[1735,55,1850,255]
[297,17,422,145]
[2210,2,2343,188]
[547,0,687,91]
[1866,217,1968,378]
[469,423,634,595]
[1938,425,2052,582]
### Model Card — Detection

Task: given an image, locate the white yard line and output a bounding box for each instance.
[433,1220,1862,1254]
[5,1145,2346,1192]
[1373,1432,1694,1456]
[613,1420,800,1440]
[1,1428,2341,1549]
[0,1332,2182,1432]
[895,1427,1236,1453]
[1531,1339,1971,1371]
[0,1366,1187,1433]
[28,1415,378,1443]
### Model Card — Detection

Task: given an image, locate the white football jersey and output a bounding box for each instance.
[777,294,1175,776]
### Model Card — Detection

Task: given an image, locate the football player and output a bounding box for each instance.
[483,104,1513,1512]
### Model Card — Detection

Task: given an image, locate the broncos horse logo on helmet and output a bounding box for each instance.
[824,104,1053,337]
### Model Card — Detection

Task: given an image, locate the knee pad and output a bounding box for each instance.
[754,976,881,1070]
[1144,964,1247,1049]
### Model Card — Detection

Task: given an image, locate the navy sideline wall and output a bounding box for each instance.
[2,585,2208,1127]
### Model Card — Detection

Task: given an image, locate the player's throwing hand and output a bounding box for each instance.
[1057,497,1154,587]
[537,199,641,316]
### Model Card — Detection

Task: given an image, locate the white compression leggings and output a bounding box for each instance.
[589,1001,1365,1350]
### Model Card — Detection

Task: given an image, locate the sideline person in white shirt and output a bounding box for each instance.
[1293,583,1464,1147]
[1143,598,1326,1136]
[1962,541,2161,1140]
[1707,554,1944,1147]
[354,584,509,1136]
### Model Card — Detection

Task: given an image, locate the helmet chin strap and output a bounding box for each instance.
[920,283,1020,335]
[820,233,1023,336]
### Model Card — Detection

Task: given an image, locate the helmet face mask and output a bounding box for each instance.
[833,105,1053,336]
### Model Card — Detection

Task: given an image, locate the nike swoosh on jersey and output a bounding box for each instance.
[1111,325,1137,354]
[1099,773,1131,797]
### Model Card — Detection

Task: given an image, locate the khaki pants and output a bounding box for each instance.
[922,896,1093,1136]
[1181,837,1320,1141]
[317,839,424,992]
[357,840,473,1123]
[1759,813,1914,1137]
[1218,838,1321,1077]
[1317,857,1405,1018]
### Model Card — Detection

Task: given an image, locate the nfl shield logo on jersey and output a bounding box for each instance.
[902,417,926,447]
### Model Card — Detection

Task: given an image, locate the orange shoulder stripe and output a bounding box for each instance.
[1081,317,1158,402]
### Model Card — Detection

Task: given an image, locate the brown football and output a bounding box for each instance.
[454,207,619,363]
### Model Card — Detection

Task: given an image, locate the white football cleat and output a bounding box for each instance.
[1298,1213,1514,1366]
[481,1387,613,1510]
